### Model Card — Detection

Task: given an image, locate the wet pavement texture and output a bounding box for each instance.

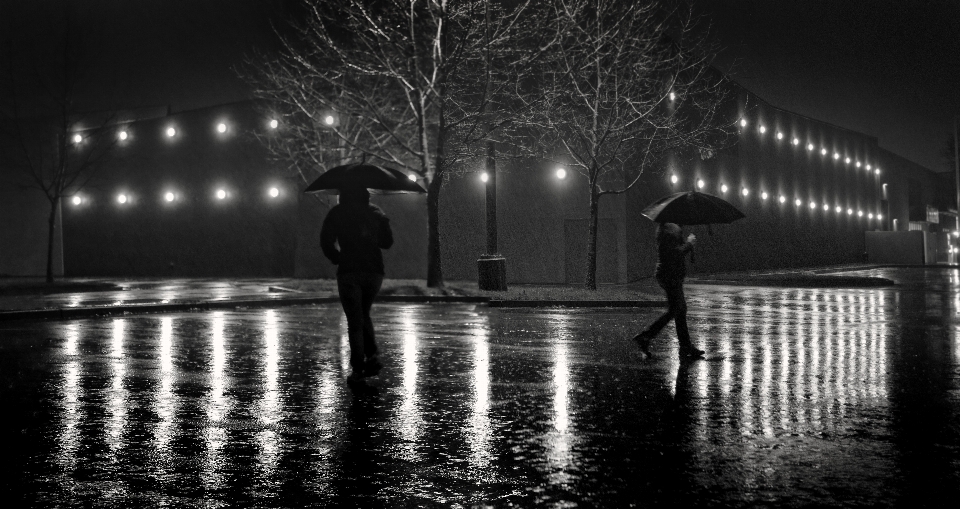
[2,268,959,507]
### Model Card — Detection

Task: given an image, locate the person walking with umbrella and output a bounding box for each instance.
[633,222,704,359]
[320,186,394,383]
[634,190,745,359]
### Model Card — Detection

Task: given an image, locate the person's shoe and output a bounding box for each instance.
[679,345,705,359]
[346,371,365,384]
[363,357,384,377]
[633,332,653,356]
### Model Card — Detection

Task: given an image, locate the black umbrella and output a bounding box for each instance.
[304,163,426,194]
[640,191,745,226]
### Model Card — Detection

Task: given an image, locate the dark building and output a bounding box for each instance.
[2,86,955,281]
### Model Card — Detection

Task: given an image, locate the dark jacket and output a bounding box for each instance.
[320,203,394,275]
[654,225,694,286]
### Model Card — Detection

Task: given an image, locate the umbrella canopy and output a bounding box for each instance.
[641,191,745,226]
[304,163,426,194]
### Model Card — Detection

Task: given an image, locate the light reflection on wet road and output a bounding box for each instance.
[2,268,959,507]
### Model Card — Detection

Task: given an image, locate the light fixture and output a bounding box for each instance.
[408,173,418,181]
[856,161,861,168]
[823,204,830,211]
[741,187,749,196]
[697,179,704,189]
[761,191,768,200]
[216,189,227,200]
[858,210,863,217]
[72,133,82,143]
[670,174,678,184]
[833,153,839,159]
[845,157,850,164]
[118,130,128,141]
[669,91,676,101]
[866,164,872,170]
[117,194,128,204]
[878,214,883,220]
[164,192,175,202]
[835,206,842,213]
[795,198,802,206]
[868,213,874,219]
[779,195,786,203]
[740,119,747,127]
[809,201,816,209]
[556,168,567,179]
[820,148,827,156]
[720,184,728,193]
[847,208,853,215]
[792,138,800,145]
[875,169,881,175]
[480,172,489,183]
[166,127,176,137]
[269,187,280,198]
[759,125,766,134]
[776,132,783,140]
[269,119,279,129]
[217,123,227,133]
[324,115,335,125]
[71,196,82,205]
[807,143,814,151]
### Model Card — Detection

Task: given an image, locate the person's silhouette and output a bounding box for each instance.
[633,222,704,359]
[321,187,394,383]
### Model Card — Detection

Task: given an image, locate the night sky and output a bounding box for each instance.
[3,0,958,173]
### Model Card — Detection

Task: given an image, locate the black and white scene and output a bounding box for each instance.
[2,0,960,507]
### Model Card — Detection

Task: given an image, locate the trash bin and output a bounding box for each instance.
[477,254,507,291]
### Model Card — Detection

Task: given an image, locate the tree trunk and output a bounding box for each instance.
[585,185,600,290]
[426,173,444,288]
[45,197,60,283]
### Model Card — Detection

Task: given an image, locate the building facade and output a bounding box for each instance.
[2,87,954,281]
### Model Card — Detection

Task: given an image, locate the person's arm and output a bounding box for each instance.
[379,216,394,249]
[679,233,696,255]
[320,208,341,264]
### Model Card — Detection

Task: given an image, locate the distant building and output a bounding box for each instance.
[1,86,955,280]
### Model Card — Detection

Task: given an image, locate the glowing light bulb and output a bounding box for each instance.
[697,179,704,189]
[820,148,827,156]
[408,173,418,181]
[269,187,279,198]
[847,208,853,215]
[166,127,176,137]
[216,189,226,200]
[720,184,728,193]
[761,191,768,200]
[740,119,747,127]
[269,119,278,129]
[741,187,749,196]
[556,168,566,179]
[845,157,850,164]
[809,201,816,209]
[792,138,799,145]
[72,196,81,205]
[779,195,786,203]
[217,123,227,133]
[795,198,802,206]
[324,115,335,125]
[807,143,814,151]
[117,194,127,204]
[836,206,842,213]
[480,172,489,183]
[759,125,766,134]
[72,133,82,143]
[119,130,128,141]
[776,132,783,140]
[164,192,175,202]
[670,174,678,184]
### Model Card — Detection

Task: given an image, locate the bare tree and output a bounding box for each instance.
[517,0,737,289]
[0,5,119,283]
[247,0,534,288]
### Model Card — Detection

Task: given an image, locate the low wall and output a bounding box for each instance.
[865,231,930,265]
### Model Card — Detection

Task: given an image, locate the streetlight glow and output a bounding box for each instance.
[741,187,749,196]
[779,195,786,203]
[777,132,783,140]
[118,130,128,141]
[269,187,279,198]
[117,194,128,204]
[759,125,766,134]
[720,184,728,193]
[217,123,227,133]
[697,179,704,189]
[324,115,335,125]
[269,119,278,129]
[670,174,678,184]
[166,127,176,137]
[740,118,747,127]
[216,189,227,200]
[480,172,489,183]
[165,192,175,202]
[556,168,567,179]
[761,191,768,200]
[408,173,418,181]
[795,198,802,206]
[72,133,82,143]
[807,143,814,151]
[72,196,81,205]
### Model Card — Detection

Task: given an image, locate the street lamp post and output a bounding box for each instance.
[476,0,507,291]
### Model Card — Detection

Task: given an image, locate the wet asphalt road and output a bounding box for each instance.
[1,268,959,508]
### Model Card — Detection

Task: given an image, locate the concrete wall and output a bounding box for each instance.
[866,231,926,264]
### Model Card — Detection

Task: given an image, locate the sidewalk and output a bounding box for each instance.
[0,264,902,321]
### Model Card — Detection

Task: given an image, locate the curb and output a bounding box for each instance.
[489,300,664,308]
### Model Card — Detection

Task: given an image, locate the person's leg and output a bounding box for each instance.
[358,273,384,371]
[668,284,703,358]
[634,278,677,354]
[336,273,367,375]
